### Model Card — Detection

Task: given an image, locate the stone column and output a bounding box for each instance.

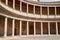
[47,6,49,17]
[27,21,29,35]
[40,6,42,17]
[41,22,43,35]
[12,19,15,36]
[55,6,57,16]
[4,17,7,37]
[48,22,50,35]
[20,1,22,12]
[56,22,58,35]
[6,0,8,5]
[27,4,28,13]
[13,0,15,9]
[34,21,36,35]
[34,5,35,14]
[20,21,22,36]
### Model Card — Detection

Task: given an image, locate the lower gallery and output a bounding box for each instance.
[0,0,60,40]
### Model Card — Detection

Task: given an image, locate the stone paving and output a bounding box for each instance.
[0,36,60,40]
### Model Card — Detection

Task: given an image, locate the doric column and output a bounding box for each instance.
[34,5,35,14]
[40,6,42,16]
[47,6,49,17]
[41,22,43,35]
[27,21,29,35]
[20,21,22,36]
[56,22,58,35]
[13,0,15,9]
[6,0,8,5]
[20,1,22,12]
[4,17,7,37]
[55,6,57,16]
[27,4,28,13]
[12,19,15,36]
[48,22,50,35]
[34,21,36,35]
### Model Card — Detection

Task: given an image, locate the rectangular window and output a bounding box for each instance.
[56,7,60,15]
[49,7,55,15]
[0,16,5,37]
[14,20,20,35]
[35,6,40,14]
[42,7,47,15]
[22,2,27,12]
[8,0,13,8]
[29,22,34,35]
[36,22,41,34]
[28,5,33,14]
[43,22,48,34]
[1,0,6,4]
[7,18,12,36]
[50,22,56,34]
[15,0,20,10]
[22,21,27,35]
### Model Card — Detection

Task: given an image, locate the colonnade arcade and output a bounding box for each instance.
[1,0,60,16]
[0,15,60,37]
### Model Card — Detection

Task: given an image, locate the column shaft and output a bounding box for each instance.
[41,22,43,35]
[13,0,15,9]
[4,17,7,37]
[20,1,22,11]
[56,22,58,35]
[34,5,35,14]
[27,21,29,35]
[34,21,36,35]
[6,0,8,5]
[12,19,15,36]
[47,7,49,16]
[48,22,50,35]
[55,6,57,16]
[40,6,42,16]
[20,21,22,36]
[27,4,28,13]
[20,2,22,12]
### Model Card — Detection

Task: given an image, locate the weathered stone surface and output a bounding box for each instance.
[0,36,60,40]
